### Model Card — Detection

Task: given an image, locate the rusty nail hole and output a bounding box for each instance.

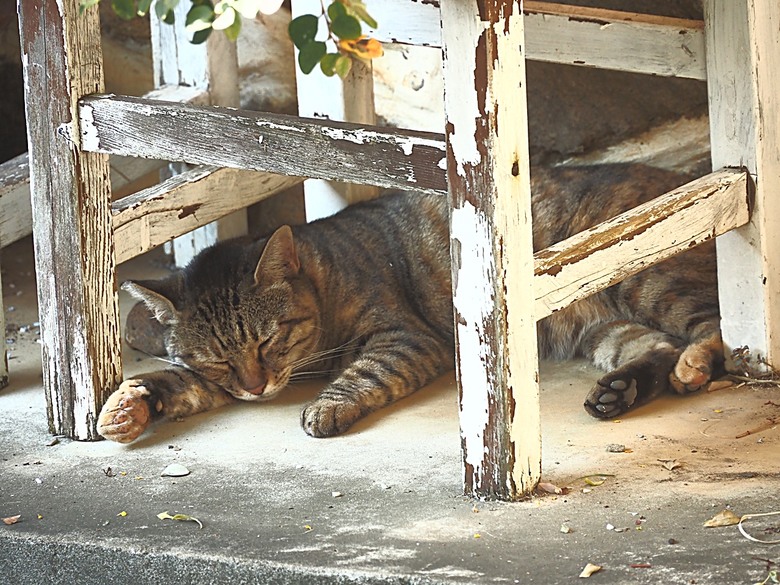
[511,160,519,176]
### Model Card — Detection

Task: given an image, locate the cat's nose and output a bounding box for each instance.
[244,383,266,395]
[238,369,267,395]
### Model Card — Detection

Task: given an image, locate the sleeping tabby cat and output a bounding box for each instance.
[98,163,722,443]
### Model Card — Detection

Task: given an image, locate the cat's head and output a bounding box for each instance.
[123,226,320,402]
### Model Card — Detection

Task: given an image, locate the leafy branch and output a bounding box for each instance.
[80,0,382,78]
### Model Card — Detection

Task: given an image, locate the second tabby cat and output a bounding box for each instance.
[98,163,722,443]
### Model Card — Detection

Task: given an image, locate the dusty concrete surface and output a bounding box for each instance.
[1,238,779,584]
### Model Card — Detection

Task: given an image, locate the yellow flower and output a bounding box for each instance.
[338,36,383,61]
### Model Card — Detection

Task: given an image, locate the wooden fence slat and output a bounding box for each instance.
[18,0,121,440]
[112,167,303,264]
[535,168,751,319]
[366,0,705,79]
[79,95,449,195]
[442,0,540,500]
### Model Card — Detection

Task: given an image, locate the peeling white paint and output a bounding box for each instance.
[441,4,487,177]
[451,202,495,478]
[320,126,445,157]
[255,120,306,133]
[79,104,100,152]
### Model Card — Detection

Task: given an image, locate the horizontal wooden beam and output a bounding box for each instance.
[0,152,169,248]
[366,0,705,79]
[112,165,302,264]
[79,94,448,195]
[534,168,751,320]
[0,153,32,248]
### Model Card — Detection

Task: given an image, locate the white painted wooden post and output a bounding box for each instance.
[704,0,780,371]
[18,0,122,439]
[291,0,379,221]
[151,3,247,267]
[441,0,541,500]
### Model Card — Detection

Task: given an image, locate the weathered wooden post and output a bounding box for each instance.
[441,0,541,500]
[18,0,122,440]
[704,0,780,372]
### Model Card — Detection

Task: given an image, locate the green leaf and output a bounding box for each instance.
[288,14,319,50]
[155,0,179,20]
[136,0,153,16]
[297,40,326,74]
[331,14,361,40]
[185,5,215,34]
[334,54,352,79]
[79,0,101,15]
[111,0,136,20]
[350,2,378,29]
[223,13,242,42]
[320,52,340,77]
[327,1,347,21]
[191,27,213,44]
[212,6,236,30]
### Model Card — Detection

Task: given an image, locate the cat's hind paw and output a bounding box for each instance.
[584,375,639,419]
[98,380,154,443]
[669,346,712,395]
[301,398,363,438]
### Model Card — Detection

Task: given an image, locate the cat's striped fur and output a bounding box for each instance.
[98,163,722,443]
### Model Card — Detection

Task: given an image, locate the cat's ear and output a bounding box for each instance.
[121,279,180,325]
[254,225,300,286]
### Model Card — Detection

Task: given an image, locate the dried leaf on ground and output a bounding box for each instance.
[538,482,564,494]
[658,459,682,471]
[704,509,741,527]
[579,563,602,578]
[2,515,21,525]
[157,511,203,529]
[580,474,614,486]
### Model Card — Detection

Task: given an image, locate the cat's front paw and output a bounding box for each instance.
[98,380,155,443]
[584,375,639,419]
[301,398,362,438]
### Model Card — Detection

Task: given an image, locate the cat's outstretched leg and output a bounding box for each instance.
[582,320,723,418]
[300,329,453,437]
[98,369,234,443]
[582,321,684,418]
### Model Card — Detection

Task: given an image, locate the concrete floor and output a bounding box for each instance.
[1,232,779,585]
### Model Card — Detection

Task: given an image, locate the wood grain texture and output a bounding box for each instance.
[18,0,121,440]
[112,166,303,264]
[535,168,751,319]
[79,94,448,195]
[705,0,780,371]
[442,0,540,500]
[366,0,704,78]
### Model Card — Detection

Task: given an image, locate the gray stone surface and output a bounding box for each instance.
[1,240,779,585]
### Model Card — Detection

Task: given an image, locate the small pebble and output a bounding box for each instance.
[45,437,59,447]
[331,491,343,498]
[160,463,190,477]
[668,538,679,545]
[606,443,626,453]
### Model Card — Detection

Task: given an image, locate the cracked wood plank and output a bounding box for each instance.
[535,168,751,320]
[112,167,303,264]
[365,0,705,79]
[18,0,121,440]
[79,95,448,195]
[442,0,540,501]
